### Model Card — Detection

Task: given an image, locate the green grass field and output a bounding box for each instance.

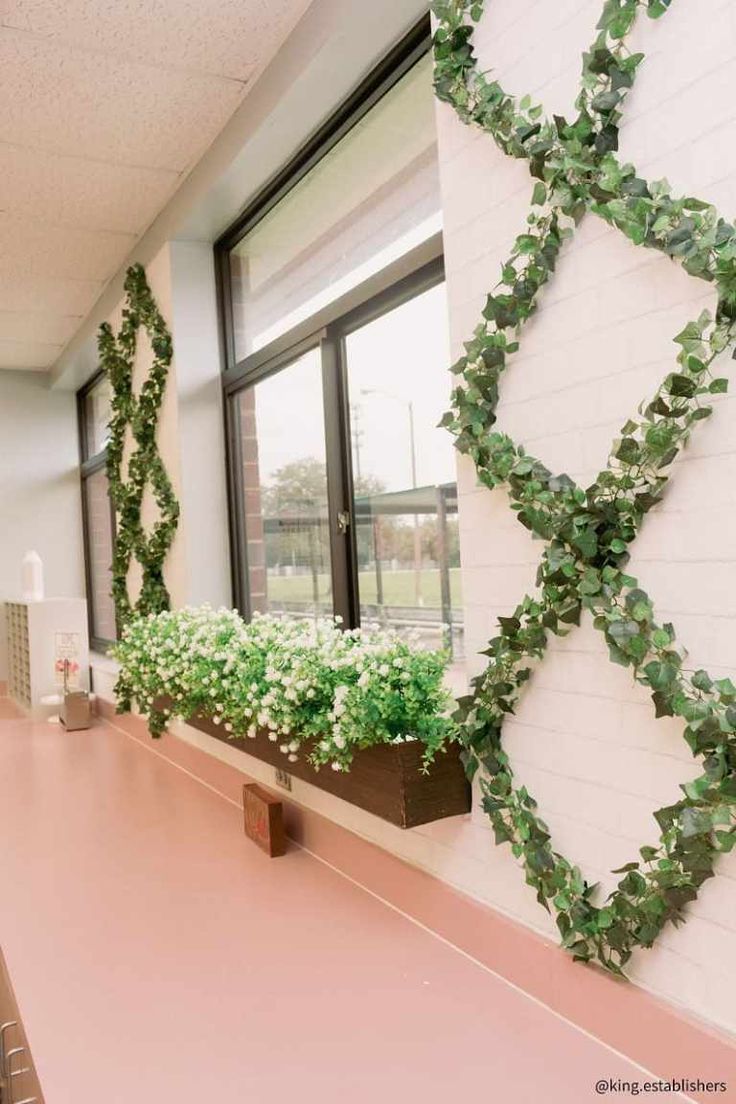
[267,567,462,609]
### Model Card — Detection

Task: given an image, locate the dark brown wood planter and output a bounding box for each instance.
[155,698,470,828]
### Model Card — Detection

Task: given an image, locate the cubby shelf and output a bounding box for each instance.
[3,600,89,713]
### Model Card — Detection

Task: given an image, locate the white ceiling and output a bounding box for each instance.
[0,0,313,371]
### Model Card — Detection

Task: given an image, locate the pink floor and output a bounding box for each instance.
[0,713,707,1103]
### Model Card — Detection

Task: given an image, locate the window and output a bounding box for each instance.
[219,19,464,670]
[235,348,333,618]
[228,52,440,361]
[345,283,461,657]
[78,374,117,648]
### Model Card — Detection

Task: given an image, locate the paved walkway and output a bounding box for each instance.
[0,713,698,1103]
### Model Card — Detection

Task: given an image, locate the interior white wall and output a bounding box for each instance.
[0,372,84,679]
[168,240,230,609]
[436,0,736,1034]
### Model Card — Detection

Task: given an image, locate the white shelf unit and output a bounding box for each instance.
[5,599,89,713]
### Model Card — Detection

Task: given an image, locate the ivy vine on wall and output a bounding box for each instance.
[99,263,179,629]
[432,0,736,974]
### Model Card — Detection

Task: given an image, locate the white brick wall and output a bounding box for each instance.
[436,0,736,1034]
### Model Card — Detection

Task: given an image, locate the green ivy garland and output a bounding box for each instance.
[433,0,736,974]
[99,263,179,629]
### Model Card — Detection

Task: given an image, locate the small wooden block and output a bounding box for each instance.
[243,784,287,858]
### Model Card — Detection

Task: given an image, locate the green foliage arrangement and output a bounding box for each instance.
[432,0,736,974]
[112,607,456,771]
[99,263,179,629]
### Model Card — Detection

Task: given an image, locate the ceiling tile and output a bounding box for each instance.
[0,0,315,370]
[0,310,82,345]
[0,338,61,370]
[0,0,313,81]
[0,214,134,281]
[0,142,179,233]
[0,27,246,171]
[0,274,103,315]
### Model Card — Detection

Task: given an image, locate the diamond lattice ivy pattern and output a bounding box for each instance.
[99,264,179,630]
[432,0,736,974]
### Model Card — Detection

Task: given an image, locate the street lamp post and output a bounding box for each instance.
[360,388,423,608]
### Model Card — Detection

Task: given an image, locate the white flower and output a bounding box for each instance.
[112,606,453,775]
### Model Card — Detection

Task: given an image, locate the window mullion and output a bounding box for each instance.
[321,329,359,628]
[224,389,251,619]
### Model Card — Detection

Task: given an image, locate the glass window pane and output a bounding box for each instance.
[237,349,332,619]
[229,55,441,360]
[84,377,112,457]
[345,282,464,673]
[83,468,117,642]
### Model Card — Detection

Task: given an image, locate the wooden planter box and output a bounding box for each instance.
[155,699,470,828]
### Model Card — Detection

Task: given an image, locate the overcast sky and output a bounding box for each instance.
[254,282,457,497]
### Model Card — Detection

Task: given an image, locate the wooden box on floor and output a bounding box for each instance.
[243,784,287,857]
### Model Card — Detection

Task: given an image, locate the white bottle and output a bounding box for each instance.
[21,550,44,602]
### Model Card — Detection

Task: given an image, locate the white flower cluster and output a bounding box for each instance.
[113,607,456,770]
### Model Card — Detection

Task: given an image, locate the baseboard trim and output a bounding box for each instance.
[98,699,735,1095]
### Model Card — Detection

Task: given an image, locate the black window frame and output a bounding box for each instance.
[77,370,118,653]
[215,16,448,627]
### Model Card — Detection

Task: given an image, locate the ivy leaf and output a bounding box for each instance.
[680,808,712,838]
[591,90,620,113]
[652,691,674,718]
[609,619,639,643]
[597,908,614,929]
[668,374,698,398]
[616,437,640,464]
[573,528,598,559]
[531,181,547,206]
[611,862,639,874]
[644,660,679,690]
